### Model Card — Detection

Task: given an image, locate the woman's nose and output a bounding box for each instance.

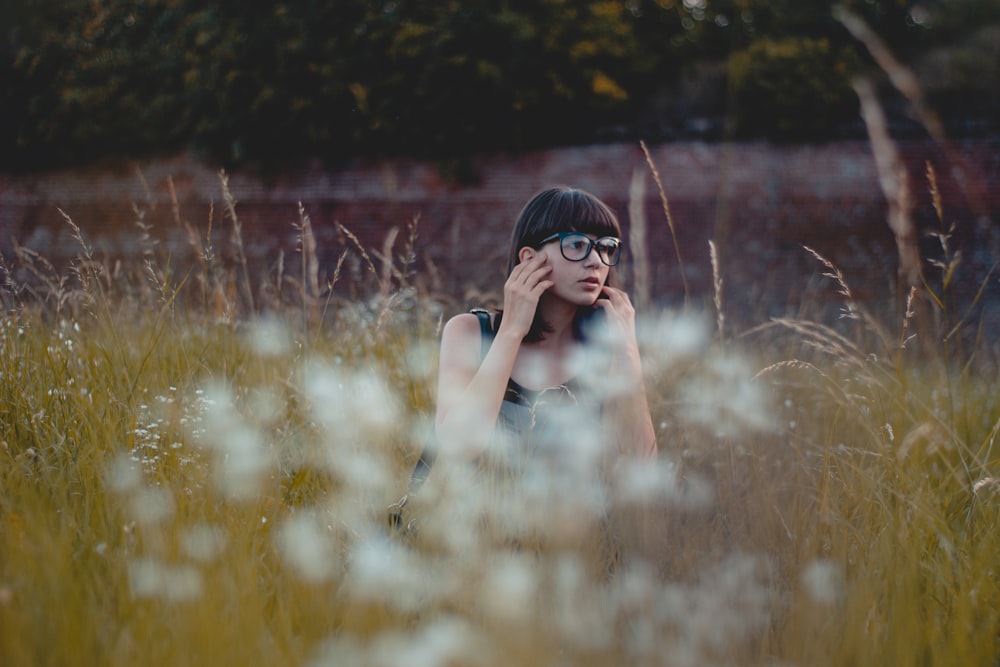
[582,247,602,267]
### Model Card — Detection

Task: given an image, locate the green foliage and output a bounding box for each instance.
[1,0,998,169]
[728,36,859,141]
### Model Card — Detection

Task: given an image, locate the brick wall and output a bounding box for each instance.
[1,140,998,320]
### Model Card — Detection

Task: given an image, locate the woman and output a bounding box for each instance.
[432,186,657,482]
[394,186,657,565]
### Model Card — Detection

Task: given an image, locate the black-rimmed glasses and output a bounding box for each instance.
[537,232,622,266]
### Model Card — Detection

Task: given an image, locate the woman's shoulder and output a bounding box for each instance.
[442,311,482,336]
[438,312,492,374]
[440,311,486,354]
[444,309,498,337]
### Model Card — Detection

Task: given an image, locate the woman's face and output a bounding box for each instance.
[530,233,611,306]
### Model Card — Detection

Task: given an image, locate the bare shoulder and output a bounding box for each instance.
[438,313,482,386]
[442,312,482,338]
[441,312,485,349]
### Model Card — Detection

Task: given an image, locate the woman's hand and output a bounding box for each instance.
[499,254,553,339]
[593,286,639,354]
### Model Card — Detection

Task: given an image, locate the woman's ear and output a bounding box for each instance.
[518,246,535,263]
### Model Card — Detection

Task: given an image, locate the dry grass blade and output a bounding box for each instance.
[400,214,420,284]
[183,202,216,313]
[834,5,945,143]
[296,202,320,301]
[851,76,923,291]
[769,317,866,367]
[640,140,689,307]
[59,208,110,316]
[899,285,918,350]
[0,252,19,310]
[709,239,724,342]
[836,3,994,247]
[803,245,858,321]
[168,176,183,229]
[329,248,348,292]
[375,226,401,295]
[628,166,650,310]
[219,170,255,315]
[924,162,960,292]
[926,161,943,223]
[338,223,378,276]
[374,227,401,333]
[753,358,829,381]
[12,239,69,309]
[272,248,286,305]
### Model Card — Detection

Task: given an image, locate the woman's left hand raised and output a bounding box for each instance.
[592,286,639,351]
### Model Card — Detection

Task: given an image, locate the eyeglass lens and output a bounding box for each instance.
[561,233,621,265]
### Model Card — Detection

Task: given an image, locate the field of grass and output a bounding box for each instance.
[1,169,998,667]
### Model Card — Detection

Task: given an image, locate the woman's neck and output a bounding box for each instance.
[534,295,579,348]
[511,297,581,390]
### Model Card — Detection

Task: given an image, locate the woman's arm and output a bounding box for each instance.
[434,313,519,458]
[594,286,658,458]
[434,254,553,459]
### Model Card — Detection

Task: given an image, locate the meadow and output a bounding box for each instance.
[1,160,998,667]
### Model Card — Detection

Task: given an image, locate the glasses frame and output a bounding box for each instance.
[536,231,623,267]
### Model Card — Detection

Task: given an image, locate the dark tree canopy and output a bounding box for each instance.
[2,0,998,171]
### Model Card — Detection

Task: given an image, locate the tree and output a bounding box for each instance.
[2,0,997,170]
[728,36,859,140]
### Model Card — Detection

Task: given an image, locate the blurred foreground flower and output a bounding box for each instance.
[276,510,339,582]
[683,354,775,435]
[347,534,436,613]
[302,362,401,437]
[197,384,275,500]
[246,316,292,357]
[610,457,713,510]
[801,558,844,605]
[636,311,710,371]
[128,558,202,602]
[181,524,228,562]
[301,361,398,493]
[308,616,488,667]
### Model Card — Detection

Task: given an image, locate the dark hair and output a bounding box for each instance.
[504,186,623,342]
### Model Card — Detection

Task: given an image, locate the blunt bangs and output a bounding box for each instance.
[563,190,621,240]
[524,189,620,247]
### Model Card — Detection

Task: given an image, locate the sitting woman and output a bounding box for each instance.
[417,186,657,556]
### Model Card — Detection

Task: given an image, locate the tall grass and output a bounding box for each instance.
[1,157,998,667]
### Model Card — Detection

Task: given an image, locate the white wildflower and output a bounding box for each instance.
[277,511,338,582]
[304,364,400,435]
[611,457,680,505]
[106,455,143,494]
[212,424,272,500]
[683,354,774,434]
[130,486,175,526]
[196,384,274,499]
[247,317,292,357]
[801,558,844,605]
[348,534,432,612]
[481,554,538,623]
[372,617,487,667]
[181,524,228,562]
[636,311,709,368]
[128,558,202,602]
